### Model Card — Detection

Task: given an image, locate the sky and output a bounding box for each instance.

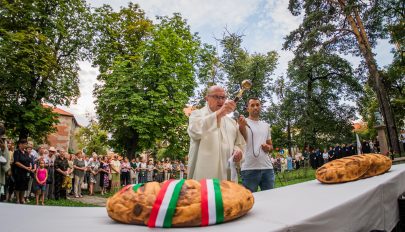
[61,0,394,126]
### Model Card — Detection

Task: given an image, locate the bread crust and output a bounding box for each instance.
[106,179,254,227]
[360,154,392,178]
[316,154,392,184]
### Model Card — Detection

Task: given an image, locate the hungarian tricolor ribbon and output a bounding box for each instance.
[118,183,144,194]
[132,183,144,192]
[200,178,224,226]
[147,179,185,228]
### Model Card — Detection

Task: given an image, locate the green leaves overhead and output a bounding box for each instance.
[285,0,403,153]
[267,52,362,148]
[220,33,278,112]
[93,5,201,158]
[0,0,93,140]
[75,121,108,155]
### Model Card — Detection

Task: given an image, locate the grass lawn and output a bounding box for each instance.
[25,198,98,207]
[274,168,316,188]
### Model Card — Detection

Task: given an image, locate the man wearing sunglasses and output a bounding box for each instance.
[187,85,245,181]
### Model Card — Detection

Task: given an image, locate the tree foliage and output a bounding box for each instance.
[284,0,402,153]
[75,120,108,155]
[357,85,378,140]
[93,4,202,159]
[0,0,93,140]
[220,33,278,113]
[267,53,362,149]
[355,0,405,142]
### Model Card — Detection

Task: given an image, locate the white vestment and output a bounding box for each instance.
[187,106,245,181]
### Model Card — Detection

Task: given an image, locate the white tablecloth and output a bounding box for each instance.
[2,164,405,232]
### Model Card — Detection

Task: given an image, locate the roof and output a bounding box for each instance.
[43,104,80,127]
[51,107,74,117]
[43,104,73,117]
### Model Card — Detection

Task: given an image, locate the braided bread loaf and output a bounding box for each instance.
[316,154,392,184]
[106,179,254,227]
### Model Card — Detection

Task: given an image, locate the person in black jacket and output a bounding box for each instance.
[309,147,317,169]
[334,144,342,159]
[54,151,71,200]
[13,139,31,204]
[342,144,351,157]
[328,146,336,161]
[315,148,323,168]
[349,143,356,156]
[362,140,371,154]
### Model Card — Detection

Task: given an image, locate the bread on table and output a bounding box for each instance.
[106,179,254,227]
[360,154,392,178]
[316,154,392,184]
[316,155,371,183]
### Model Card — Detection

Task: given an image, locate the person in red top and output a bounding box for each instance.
[35,159,48,205]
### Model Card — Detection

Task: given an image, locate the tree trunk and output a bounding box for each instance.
[125,129,139,159]
[340,2,401,154]
[305,75,316,147]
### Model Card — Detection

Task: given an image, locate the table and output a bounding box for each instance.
[2,163,405,232]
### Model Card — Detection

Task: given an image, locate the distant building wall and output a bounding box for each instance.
[45,107,81,153]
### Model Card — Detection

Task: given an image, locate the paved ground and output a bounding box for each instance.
[69,195,107,207]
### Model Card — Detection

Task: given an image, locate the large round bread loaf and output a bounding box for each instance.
[316,155,371,183]
[106,179,254,227]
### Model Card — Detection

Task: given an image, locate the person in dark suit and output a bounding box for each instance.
[13,139,31,204]
[344,144,351,157]
[309,147,317,169]
[349,143,356,155]
[54,151,71,200]
[341,144,348,157]
[328,146,336,161]
[334,144,342,159]
[316,148,323,168]
[362,140,371,154]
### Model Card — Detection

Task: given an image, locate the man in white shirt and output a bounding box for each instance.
[238,97,274,192]
[187,85,245,181]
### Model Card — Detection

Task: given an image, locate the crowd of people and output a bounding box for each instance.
[0,138,187,205]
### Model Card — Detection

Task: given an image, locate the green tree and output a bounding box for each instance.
[384,59,405,129]
[191,44,224,108]
[268,53,362,149]
[270,124,287,151]
[91,3,153,74]
[93,4,202,159]
[285,0,402,153]
[0,0,93,141]
[220,33,278,112]
[357,85,378,140]
[75,121,108,155]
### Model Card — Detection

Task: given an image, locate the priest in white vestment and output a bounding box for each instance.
[187,86,245,181]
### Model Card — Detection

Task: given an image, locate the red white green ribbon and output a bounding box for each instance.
[118,184,134,194]
[118,183,144,194]
[200,179,224,226]
[147,179,185,228]
[132,183,144,192]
